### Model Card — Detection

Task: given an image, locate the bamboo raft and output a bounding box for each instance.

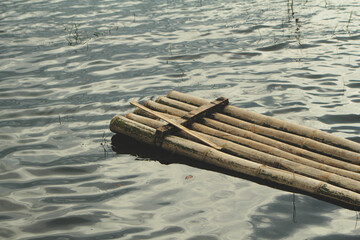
[110,91,360,209]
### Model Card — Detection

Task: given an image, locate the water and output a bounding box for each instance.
[1,0,360,239]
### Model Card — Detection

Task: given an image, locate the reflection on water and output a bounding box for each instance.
[1,0,360,239]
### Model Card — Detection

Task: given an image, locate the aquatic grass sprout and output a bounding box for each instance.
[63,24,116,46]
[64,23,82,46]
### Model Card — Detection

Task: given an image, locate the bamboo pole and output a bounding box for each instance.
[145,100,188,116]
[152,97,360,165]
[126,113,360,192]
[167,91,360,153]
[147,99,360,171]
[202,117,360,173]
[192,121,360,181]
[134,107,180,120]
[145,100,189,117]
[110,115,360,208]
[212,113,360,164]
[157,96,196,112]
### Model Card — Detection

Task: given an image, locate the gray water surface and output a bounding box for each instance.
[1,0,360,239]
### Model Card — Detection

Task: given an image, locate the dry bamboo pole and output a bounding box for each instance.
[110,115,360,208]
[167,91,360,153]
[157,96,196,112]
[192,121,360,181]
[212,113,360,164]
[145,100,188,117]
[202,118,360,174]
[152,97,360,165]
[126,113,360,192]
[134,107,179,120]
[147,99,360,172]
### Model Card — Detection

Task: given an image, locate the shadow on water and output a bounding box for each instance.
[111,134,360,212]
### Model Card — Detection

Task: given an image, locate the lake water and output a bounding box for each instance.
[1,0,360,239]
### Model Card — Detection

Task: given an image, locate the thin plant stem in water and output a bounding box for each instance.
[346,10,353,35]
[295,18,301,45]
[168,44,173,55]
[101,131,113,157]
[256,29,262,44]
[292,192,296,223]
[332,23,338,36]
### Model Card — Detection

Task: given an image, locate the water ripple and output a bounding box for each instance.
[1,0,360,239]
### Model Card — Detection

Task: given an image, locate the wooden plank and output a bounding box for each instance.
[130,102,222,150]
[182,97,229,120]
[154,97,228,146]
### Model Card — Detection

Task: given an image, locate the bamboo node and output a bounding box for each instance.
[321,172,332,183]
[201,147,213,162]
[249,123,256,133]
[311,129,319,140]
[315,181,326,193]
[277,162,294,172]
[300,137,308,148]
